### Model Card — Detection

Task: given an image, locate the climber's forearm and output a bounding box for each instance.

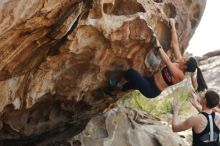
[172,112,179,132]
[194,103,202,112]
[170,23,182,60]
[190,73,197,90]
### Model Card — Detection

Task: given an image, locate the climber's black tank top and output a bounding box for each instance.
[192,112,220,146]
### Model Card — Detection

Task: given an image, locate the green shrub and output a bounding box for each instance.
[117,87,196,120]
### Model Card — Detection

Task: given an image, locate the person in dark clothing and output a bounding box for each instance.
[172,90,220,146]
[107,18,207,98]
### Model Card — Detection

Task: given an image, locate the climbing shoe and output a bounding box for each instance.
[109,79,118,88]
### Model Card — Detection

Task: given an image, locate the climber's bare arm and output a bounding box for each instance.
[172,98,196,132]
[190,72,197,90]
[172,115,196,132]
[169,18,182,60]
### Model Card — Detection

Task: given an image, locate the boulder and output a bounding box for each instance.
[0,0,206,144]
[72,107,187,146]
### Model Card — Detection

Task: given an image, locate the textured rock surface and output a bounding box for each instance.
[72,107,187,146]
[199,50,220,94]
[0,0,206,145]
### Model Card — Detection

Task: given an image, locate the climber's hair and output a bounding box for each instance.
[185,57,208,92]
[205,90,219,108]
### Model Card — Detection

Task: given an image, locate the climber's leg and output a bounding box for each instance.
[122,68,161,98]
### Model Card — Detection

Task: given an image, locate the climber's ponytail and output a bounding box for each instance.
[196,67,208,92]
[186,57,208,92]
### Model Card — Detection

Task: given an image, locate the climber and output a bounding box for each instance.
[105,18,207,99]
[172,90,220,146]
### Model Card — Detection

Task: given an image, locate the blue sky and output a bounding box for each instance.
[186,0,220,56]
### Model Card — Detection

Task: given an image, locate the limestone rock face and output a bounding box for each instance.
[199,50,220,94]
[0,0,206,145]
[72,107,187,146]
